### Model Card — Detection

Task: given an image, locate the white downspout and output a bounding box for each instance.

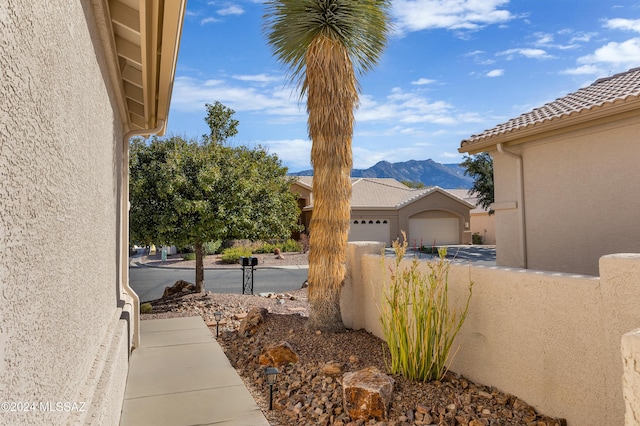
[496,143,528,269]
[120,121,166,349]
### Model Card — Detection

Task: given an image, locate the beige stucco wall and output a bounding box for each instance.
[342,242,640,425]
[470,211,495,245]
[1,1,131,424]
[490,113,640,275]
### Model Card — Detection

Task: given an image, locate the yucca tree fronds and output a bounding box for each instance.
[264,0,391,331]
[264,0,391,96]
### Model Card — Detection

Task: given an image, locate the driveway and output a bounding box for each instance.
[393,245,496,266]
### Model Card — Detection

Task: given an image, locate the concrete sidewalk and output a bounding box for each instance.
[120,316,269,426]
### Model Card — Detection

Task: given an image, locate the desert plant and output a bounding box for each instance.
[140,303,153,314]
[380,232,473,382]
[221,246,252,264]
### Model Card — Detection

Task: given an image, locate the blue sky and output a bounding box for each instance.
[166,0,640,172]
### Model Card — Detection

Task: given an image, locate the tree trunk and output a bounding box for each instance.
[195,241,205,293]
[305,37,357,332]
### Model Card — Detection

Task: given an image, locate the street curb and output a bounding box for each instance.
[130,259,308,271]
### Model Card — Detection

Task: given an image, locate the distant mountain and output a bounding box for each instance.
[290,159,473,189]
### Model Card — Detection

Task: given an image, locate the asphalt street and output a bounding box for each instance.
[129,264,309,303]
[129,245,495,302]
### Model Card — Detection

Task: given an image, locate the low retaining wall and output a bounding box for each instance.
[341,242,640,425]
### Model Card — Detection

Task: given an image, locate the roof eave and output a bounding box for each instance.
[459,96,640,154]
[99,0,186,136]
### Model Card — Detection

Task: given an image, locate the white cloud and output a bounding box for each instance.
[604,18,640,33]
[411,78,437,85]
[200,17,219,25]
[392,0,514,34]
[497,48,553,60]
[560,64,603,75]
[171,76,305,120]
[486,69,504,77]
[357,88,457,124]
[257,139,311,171]
[232,74,282,83]
[218,5,244,16]
[532,32,554,46]
[577,37,640,70]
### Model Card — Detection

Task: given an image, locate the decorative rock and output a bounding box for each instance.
[478,390,493,399]
[422,412,434,424]
[162,279,195,298]
[342,367,394,421]
[321,361,344,377]
[416,404,429,414]
[259,341,299,367]
[238,307,268,336]
[274,247,284,259]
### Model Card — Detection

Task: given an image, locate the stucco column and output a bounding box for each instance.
[599,254,640,422]
[342,242,384,330]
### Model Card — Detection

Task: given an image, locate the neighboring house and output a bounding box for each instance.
[291,177,474,247]
[1,2,185,424]
[459,67,640,276]
[446,189,496,245]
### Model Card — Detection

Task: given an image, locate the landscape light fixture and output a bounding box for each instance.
[264,367,279,410]
[213,311,223,337]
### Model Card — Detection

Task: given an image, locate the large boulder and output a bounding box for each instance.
[342,367,394,421]
[259,341,299,367]
[238,307,268,336]
[162,279,195,298]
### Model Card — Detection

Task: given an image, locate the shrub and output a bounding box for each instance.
[204,240,222,255]
[420,245,439,254]
[140,303,153,314]
[281,238,301,252]
[472,233,483,245]
[253,239,302,254]
[221,246,252,264]
[253,242,278,254]
[182,252,196,261]
[380,232,473,382]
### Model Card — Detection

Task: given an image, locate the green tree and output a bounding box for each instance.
[129,136,300,293]
[461,152,495,214]
[264,0,392,331]
[203,101,239,144]
[401,180,425,189]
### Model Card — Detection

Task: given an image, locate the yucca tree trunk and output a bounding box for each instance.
[306,37,357,332]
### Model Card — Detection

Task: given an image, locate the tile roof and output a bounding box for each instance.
[293,177,474,210]
[461,67,640,148]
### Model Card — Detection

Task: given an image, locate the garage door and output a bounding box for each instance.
[348,219,390,246]
[408,217,459,246]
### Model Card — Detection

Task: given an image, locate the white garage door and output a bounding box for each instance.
[408,217,459,246]
[348,219,390,246]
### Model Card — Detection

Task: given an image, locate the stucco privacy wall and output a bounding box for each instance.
[342,242,640,425]
[1,1,130,424]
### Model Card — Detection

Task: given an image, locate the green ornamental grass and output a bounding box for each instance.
[381,232,473,382]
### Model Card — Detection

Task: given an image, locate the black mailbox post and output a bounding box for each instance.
[240,256,258,294]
